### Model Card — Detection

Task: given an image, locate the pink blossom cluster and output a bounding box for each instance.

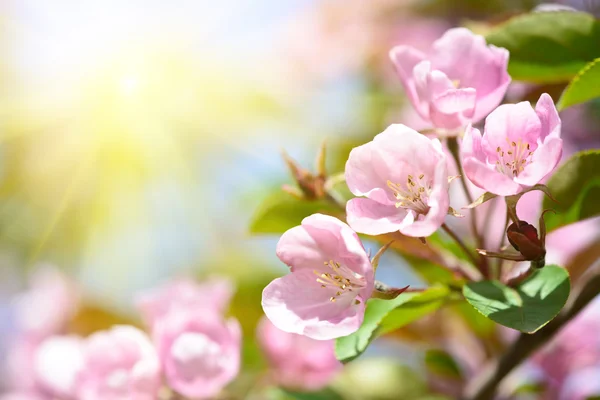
[1,272,242,400]
[532,297,600,400]
[261,27,564,341]
[1,267,343,399]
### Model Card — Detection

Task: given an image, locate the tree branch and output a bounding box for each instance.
[464,269,600,400]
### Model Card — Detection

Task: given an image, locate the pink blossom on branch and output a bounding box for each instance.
[0,394,47,400]
[345,124,450,238]
[74,326,161,400]
[262,214,374,340]
[4,266,80,391]
[257,316,341,390]
[11,265,80,340]
[461,93,562,196]
[153,310,241,399]
[135,277,234,328]
[33,335,84,399]
[390,27,510,132]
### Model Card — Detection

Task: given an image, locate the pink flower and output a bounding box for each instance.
[257,316,341,390]
[559,366,600,400]
[135,277,234,328]
[4,339,39,390]
[33,335,84,399]
[462,93,562,196]
[0,394,47,400]
[75,326,161,400]
[345,124,450,237]
[11,265,79,339]
[262,214,374,340]
[153,310,241,399]
[390,27,510,131]
[534,297,600,387]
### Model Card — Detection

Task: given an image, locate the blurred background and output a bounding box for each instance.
[0,0,599,399]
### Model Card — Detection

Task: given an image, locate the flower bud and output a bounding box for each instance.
[507,221,546,265]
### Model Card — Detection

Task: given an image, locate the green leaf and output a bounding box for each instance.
[486,11,600,83]
[335,287,449,363]
[463,265,570,333]
[269,388,343,400]
[558,58,600,110]
[543,150,600,232]
[425,349,463,379]
[250,191,341,234]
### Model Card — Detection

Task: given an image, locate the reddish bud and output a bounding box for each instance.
[507,221,546,265]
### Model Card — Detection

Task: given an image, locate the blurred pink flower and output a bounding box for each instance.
[529,298,600,398]
[558,366,600,400]
[345,124,450,237]
[153,311,241,399]
[0,393,47,400]
[462,93,562,196]
[390,27,510,132]
[4,339,40,390]
[278,0,411,84]
[257,316,341,390]
[135,277,234,328]
[262,214,374,340]
[11,265,79,339]
[75,326,161,400]
[33,335,84,399]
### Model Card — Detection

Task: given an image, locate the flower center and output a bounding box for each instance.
[494,138,534,177]
[313,260,366,304]
[386,173,431,215]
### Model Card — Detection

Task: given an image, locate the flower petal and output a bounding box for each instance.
[430,28,510,122]
[346,198,407,236]
[389,46,428,117]
[535,93,561,141]
[373,124,444,183]
[345,139,396,205]
[480,102,542,157]
[262,271,362,340]
[463,157,523,196]
[429,87,476,131]
[514,136,563,187]
[276,224,327,272]
[301,214,371,278]
[399,157,449,237]
[471,46,511,122]
[461,125,484,161]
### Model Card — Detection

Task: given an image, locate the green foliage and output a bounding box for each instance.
[451,301,497,337]
[486,11,600,83]
[266,388,344,400]
[425,349,463,379]
[463,265,570,333]
[250,191,342,234]
[543,150,600,232]
[338,359,445,400]
[335,287,449,363]
[558,58,600,110]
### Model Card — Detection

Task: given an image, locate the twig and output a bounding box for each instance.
[464,269,600,400]
[442,223,480,268]
[447,138,489,277]
[495,211,511,280]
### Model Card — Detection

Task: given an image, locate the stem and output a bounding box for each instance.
[447,138,480,246]
[447,138,489,277]
[465,271,600,400]
[495,211,511,280]
[442,223,480,267]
